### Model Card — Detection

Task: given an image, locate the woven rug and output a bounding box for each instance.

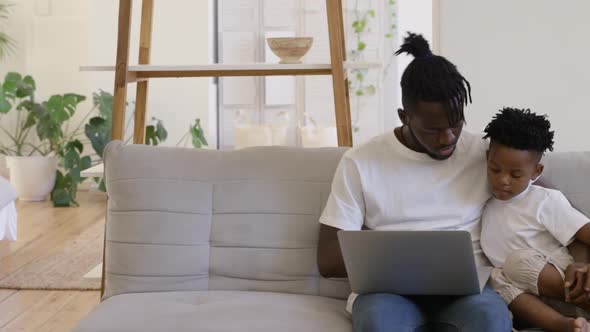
[0,219,103,290]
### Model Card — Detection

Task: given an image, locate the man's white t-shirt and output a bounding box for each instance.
[481,185,590,268]
[319,130,491,312]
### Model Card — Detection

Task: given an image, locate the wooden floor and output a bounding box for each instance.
[0,191,106,332]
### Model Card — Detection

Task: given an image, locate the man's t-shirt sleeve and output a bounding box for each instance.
[319,154,365,230]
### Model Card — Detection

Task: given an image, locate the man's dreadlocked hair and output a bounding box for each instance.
[395,32,472,126]
[483,107,554,154]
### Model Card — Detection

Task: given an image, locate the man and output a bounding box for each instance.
[317,32,512,331]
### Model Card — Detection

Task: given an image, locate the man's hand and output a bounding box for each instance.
[564,263,590,303]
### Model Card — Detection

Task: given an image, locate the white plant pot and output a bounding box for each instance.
[6,156,57,202]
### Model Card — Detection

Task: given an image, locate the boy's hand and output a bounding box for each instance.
[564,263,590,303]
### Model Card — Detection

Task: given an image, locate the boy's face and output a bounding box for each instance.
[399,101,464,160]
[486,143,544,200]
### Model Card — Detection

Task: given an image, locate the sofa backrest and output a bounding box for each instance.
[102,141,590,300]
[102,141,351,300]
[542,151,590,217]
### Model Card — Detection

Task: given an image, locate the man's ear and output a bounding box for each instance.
[398,108,409,126]
[533,163,545,181]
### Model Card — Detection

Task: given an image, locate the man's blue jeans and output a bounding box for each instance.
[352,286,512,332]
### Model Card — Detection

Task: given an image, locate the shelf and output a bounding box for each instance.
[79,62,382,80]
[81,163,104,178]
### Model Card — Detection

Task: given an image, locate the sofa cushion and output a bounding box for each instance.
[73,291,351,332]
[102,142,351,300]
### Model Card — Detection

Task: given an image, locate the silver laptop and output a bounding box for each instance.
[337,230,493,295]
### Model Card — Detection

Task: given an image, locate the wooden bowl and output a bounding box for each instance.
[267,37,313,64]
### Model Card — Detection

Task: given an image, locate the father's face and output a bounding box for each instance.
[403,101,464,160]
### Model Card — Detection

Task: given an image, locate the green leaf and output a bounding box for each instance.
[353,19,366,33]
[52,108,69,122]
[5,72,21,84]
[85,117,110,158]
[357,41,366,51]
[92,90,113,121]
[190,118,208,148]
[64,148,79,169]
[23,112,36,129]
[144,117,168,146]
[52,170,73,207]
[0,98,10,113]
[64,93,85,103]
[365,84,376,96]
[2,80,16,94]
[51,188,71,207]
[66,139,84,153]
[15,75,35,99]
[47,95,63,111]
[69,165,81,185]
[63,94,78,116]
[155,119,168,142]
[80,156,92,172]
[0,89,10,113]
[98,178,106,192]
[356,72,364,82]
[145,125,157,145]
[36,117,61,142]
[23,75,36,90]
[16,100,33,111]
[54,170,66,188]
[385,33,393,38]
[356,89,364,96]
[368,9,375,18]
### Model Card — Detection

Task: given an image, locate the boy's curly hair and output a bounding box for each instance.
[483,107,554,153]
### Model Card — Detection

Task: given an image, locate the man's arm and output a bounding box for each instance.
[318,224,347,278]
[564,227,590,303]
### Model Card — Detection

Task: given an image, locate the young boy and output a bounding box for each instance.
[481,107,590,332]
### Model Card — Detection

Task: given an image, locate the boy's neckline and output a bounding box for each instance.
[492,185,532,203]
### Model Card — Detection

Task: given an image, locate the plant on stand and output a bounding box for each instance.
[348,0,397,133]
[85,90,208,191]
[0,72,91,206]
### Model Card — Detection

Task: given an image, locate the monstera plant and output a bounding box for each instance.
[0,72,90,206]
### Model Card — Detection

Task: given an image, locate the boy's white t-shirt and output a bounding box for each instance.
[319,130,491,312]
[481,185,590,268]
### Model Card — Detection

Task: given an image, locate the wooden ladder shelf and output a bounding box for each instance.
[82,0,355,147]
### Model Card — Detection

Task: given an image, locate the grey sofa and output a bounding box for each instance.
[73,141,590,331]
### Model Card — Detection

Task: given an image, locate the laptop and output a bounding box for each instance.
[337,230,493,296]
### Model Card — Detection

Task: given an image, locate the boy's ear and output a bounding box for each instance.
[533,163,545,180]
[398,108,409,126]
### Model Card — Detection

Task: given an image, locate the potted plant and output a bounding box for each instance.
[0,72,90,204]
[85,90,208,184]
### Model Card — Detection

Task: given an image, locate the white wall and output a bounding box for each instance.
[0,0,211,153]
[393,0,433,127]
[438,0,590,152]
